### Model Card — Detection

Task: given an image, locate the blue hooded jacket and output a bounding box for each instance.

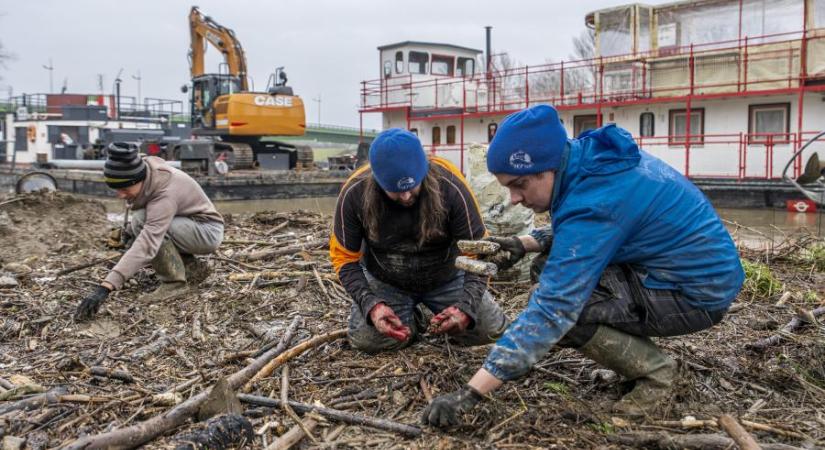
[482,124,744,381]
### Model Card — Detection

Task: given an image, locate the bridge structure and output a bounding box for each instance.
[289,123,378,145]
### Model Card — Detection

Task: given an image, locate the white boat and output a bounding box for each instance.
[360,0,825,182]
[1,93,188,165]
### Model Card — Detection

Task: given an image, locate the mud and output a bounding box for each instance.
[0,192,823,449]
[0,192,109,266]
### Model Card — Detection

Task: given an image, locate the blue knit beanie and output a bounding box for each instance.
[486,105,568,175]
[369,128,429,192]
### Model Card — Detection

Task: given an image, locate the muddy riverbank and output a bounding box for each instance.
[0,192,823,449]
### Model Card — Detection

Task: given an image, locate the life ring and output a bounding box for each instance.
[793,201,810,213]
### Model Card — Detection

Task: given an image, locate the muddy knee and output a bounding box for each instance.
[450,293,509,346]
[347,327,411,354]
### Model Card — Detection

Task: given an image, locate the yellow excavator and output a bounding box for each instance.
[185,6,307,169]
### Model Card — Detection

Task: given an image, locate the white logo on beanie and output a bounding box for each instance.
[396,176,416,191]
[509,151,534,169]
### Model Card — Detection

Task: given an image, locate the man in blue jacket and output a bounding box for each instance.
[422,105,744,426]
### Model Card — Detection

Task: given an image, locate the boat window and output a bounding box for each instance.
[748,103,790,144]
[432,126,441,146]
[383,60,392,79]
[446,125,456,144]
[638,7,652,53]
[457,57,475,77]
[395,51,404,74]
[431,55,455,76]
[668,109,704,145]
[639,112,655,137]
[574,114,599,137]
[15,127,28,151]
[597,7,633,57]
[487,123,498,142]
[742,0,803,44]
[409,51,429,75]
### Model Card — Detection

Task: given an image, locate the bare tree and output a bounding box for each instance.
[572,28,597,61]
[0,18,14,82]
[485,29,598,107]
[490,53,563,105]
[490,52,520,79]
[489,52,525,105]
[564,29,598,99]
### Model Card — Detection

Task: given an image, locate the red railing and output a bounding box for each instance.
[420,131,824,181]
[361,30,824,114]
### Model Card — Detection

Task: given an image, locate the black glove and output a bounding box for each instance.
[421,385,483,428]
[75,285,111,321]
[485,236,526,271]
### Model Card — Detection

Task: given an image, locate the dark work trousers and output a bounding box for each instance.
[529,254,728,348]
[348,269,509,354]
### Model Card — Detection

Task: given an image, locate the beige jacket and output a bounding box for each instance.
[104,157,223,289]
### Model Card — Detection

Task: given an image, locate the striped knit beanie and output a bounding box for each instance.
[103,142,147,189]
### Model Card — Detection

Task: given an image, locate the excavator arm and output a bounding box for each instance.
[189,6,249,91]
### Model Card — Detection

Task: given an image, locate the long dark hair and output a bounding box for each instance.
[360,162,447,247]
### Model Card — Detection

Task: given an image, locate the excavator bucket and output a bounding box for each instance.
[797,152,825,184]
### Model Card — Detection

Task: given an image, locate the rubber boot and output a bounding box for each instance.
[140,239,189,303]
[577,326,677,417]
[181,253,211,286]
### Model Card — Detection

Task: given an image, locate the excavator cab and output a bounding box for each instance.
[190,74,242,129]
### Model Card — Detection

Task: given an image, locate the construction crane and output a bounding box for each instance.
[185,6,307,169]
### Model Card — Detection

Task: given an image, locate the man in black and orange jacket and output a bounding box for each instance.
[330,128,508,353]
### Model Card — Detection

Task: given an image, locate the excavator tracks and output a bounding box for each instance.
[221,142,255,169]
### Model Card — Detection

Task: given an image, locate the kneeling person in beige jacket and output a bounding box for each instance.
[75,142,224,320]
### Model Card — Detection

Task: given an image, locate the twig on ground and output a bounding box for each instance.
[242,328,347,393]
[747,306,825,351]
[280,365,318,443]
[239,393,423,437]
[61,316,303,450]
[718,414,761,450]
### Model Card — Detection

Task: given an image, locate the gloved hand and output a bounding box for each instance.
[421,385,483,428]
[429,306,471,335]
[75,285,111,321]
[369,303,411,341]
[484,236,526,271]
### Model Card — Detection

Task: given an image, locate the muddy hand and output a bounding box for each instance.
[75,285,111,321]
[369,303,411,341]
[421,385,483,428]
[484,236,526,271]
[429,306,470,335]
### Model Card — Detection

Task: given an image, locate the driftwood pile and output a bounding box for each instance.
[0,193,824,449]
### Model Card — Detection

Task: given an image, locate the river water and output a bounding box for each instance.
[719,207,824,242]
[95,195,824,245]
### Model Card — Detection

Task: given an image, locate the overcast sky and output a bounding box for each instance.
[0,0,666,129]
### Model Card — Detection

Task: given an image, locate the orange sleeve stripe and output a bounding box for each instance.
[329,233,362,275]
[344,163,371,186]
